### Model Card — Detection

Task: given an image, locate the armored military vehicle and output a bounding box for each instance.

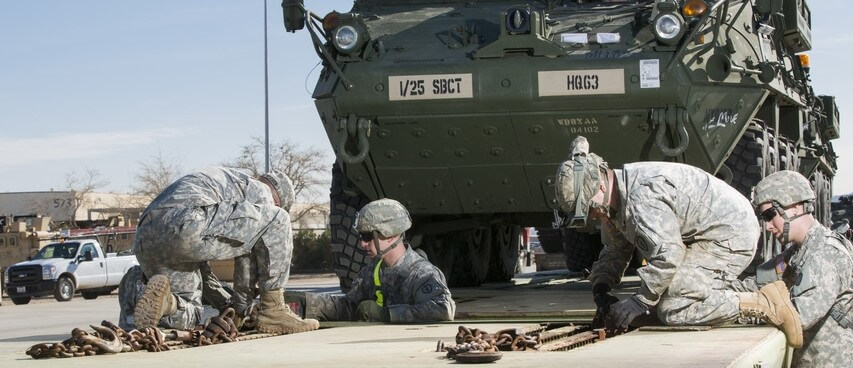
[283,0,839,289]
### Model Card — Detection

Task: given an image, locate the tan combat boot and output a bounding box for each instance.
[738,280,803,348]
[257,290,319,334]
[134,275,177,329]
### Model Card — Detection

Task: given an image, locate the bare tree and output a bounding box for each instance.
[65,168,109,228]
[223,137,330,222]
[132,150,184,203]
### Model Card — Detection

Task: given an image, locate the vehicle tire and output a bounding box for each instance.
[562,228,604,273]
[11,297,31,305]
[724,122,768,198]
[448,228,492,287]
[485,225,521,282]
[54,276,75,302]
[81,291,99,300]
[535,227,565,254]
[329,164,371,292]
[420,233,456,283]
[811,169,833,226]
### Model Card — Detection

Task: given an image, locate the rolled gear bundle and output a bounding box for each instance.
[555,136,609,228]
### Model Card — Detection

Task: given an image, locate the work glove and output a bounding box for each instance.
[591,283,619,329]
[357,300,390,322]
[608,295,651,332]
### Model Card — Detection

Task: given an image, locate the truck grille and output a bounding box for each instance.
[8,265,41,284]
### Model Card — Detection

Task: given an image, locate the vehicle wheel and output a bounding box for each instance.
[562,228,604,273]
[724,121,781,264]
[485,225,521,282]
[534,227,565,254]
[811,169,833,226]
[724,121,768,198]
[449,228,491,287]
[54,276,75,302]
[11,297,31,305]
[329,164,371,292]
[81,291,99,300]
[420,233,456,282]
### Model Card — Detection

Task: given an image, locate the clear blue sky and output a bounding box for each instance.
[2,1,851,195]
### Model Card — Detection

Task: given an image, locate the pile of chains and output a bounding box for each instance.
[26,321,168,359]
[439,326,541,360]
[25,308,255,359]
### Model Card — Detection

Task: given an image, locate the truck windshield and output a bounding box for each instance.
[33,243,80,260]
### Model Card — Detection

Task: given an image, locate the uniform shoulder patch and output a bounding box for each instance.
[634,230,653,253]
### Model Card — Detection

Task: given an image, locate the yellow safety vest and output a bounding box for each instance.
[373,261,384,307]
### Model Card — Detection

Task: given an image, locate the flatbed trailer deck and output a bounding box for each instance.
[0,272,793,367]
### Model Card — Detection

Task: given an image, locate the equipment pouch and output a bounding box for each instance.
[830,300,853,330]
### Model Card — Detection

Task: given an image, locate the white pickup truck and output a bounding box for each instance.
[3,239,138,304]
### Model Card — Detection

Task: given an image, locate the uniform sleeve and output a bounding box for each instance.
[791,246,848,330]
[629,183,687,306]
[386,266,455,323]
[588,221,634,287]
[305,261,376,321]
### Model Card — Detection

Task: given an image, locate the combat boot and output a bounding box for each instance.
[257,290,319,334]
[738,280,803,348]
[134,275,177,329]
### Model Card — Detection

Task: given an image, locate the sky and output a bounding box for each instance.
[1,1,852,195]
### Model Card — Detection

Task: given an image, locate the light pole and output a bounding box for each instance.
[264,0,271,173]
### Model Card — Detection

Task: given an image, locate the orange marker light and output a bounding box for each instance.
[323,12,340,32]
[798,54,811,69]
[683,0,708,17]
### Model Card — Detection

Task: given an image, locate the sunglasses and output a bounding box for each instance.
[359,232,375,242]
[759,207,779,222]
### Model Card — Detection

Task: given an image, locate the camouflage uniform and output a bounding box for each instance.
[128,167,293,329]
[729,222,853,367]
[588,162,759,325]
[305,245,455,323]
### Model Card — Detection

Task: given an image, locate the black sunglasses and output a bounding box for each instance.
[359,232,375,242]
[759,207,779,222]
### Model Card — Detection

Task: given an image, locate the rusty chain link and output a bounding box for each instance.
[26,308,255,359]
[440,325,541,360]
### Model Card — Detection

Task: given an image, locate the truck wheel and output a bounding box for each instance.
[329,164,371,292]
[81,291,99,300]
[562,228,604,273]
[54,276,75,302]
[724,122,768,198]
[420,233,456,282]
[811,170,833,226]
[485,225,521,282]
[534,227,566,254]
[448,228,491,287]
[11,297,31,305]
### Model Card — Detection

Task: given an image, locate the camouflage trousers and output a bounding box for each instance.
[655,235,757,325]
[117,265,222,330]
[794,316,853,367]
[133,206,292,328]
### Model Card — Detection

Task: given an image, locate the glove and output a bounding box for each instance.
[592,283,619,329]
[608,295,650,331]
[357,300,390,322]
[592,283,619,309]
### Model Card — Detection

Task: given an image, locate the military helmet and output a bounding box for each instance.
[354,198,412,237]
[752,170,815,208]
[260,170,295,211]
[555,136,609,227]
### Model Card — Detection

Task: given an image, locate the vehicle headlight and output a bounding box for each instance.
[333,25,359,52]
[42,265,56,280]
[653,13,685,45]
